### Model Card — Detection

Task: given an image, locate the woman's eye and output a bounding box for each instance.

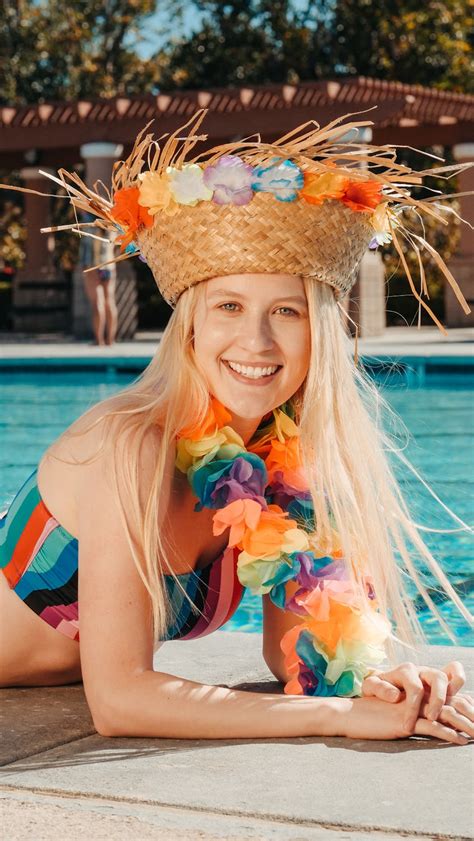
[276,307,298,316]
[218,302,240,312]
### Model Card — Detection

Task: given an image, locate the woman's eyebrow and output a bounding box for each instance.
[208,289,307,305]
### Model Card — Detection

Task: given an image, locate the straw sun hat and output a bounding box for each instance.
[16,108,473,330]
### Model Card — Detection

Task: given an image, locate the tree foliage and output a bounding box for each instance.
[158,1,334,88]
[0,0,162,104]
[330,0,473,92]
[158,0,472,93]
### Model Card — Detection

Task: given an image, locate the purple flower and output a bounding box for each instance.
[211,455,267,506]
[285,556,349,613]
[203,155,254,206]
[191,453,267,510]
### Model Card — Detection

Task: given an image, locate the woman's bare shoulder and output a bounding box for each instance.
[38,401,167,537]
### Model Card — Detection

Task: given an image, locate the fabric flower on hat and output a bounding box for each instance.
[301,170,350,206]
[251,158,304,202]
[167,163,213,206]
[202,155,254,205]
[138,170,179,216]
[368,201,394,248]
[341,179,383,212]
[111,187,154,250]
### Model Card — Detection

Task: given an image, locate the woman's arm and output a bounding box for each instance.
[75,428,344,739]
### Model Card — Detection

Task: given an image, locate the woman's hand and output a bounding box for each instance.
[361,660,472,730]
[341,693,472,744]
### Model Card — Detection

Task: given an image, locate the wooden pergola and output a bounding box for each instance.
[1,76,473,336]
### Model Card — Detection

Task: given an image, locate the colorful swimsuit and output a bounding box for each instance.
[0,470,245,642]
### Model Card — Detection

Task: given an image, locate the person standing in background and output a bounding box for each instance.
[80,223,118,346]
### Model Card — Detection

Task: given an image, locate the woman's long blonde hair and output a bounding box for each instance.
[56,278,473,657]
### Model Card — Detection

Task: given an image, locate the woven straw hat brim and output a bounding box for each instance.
[137,193,374,306]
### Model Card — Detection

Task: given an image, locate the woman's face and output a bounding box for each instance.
[192,273,311,440]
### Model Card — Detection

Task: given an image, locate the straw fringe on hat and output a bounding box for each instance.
[3,107,472,332]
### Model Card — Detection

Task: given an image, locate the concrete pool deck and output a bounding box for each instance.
[1,633,473,840]
[0,325,473,366]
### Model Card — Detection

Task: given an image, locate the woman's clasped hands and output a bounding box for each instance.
[361,660,473,745]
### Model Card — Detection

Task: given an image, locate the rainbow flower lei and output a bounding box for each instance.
[176,397,392,697]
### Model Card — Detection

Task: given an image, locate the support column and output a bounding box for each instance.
[73,142,138,341]
[446,143,474,327]
[344,127,386,338]
[348,250,387,338]
[12,168,69,332]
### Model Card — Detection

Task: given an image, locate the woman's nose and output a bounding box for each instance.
[237,314,275,352]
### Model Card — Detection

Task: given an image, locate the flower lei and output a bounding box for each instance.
[111,156,395,256]
[176,396,392,697]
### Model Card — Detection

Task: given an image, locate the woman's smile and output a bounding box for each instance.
[221,358,283,386]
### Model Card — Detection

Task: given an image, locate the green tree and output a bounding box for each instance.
[158,0,472,92]
[330,0,473,93]
[0,0,171,104]
[158,1,334,88]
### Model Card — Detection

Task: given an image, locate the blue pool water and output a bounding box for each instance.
[0,366,472,645]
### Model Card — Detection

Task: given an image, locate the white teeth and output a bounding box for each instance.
[227,361,279,379]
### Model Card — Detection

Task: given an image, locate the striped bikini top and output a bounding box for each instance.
[0,470,245,643]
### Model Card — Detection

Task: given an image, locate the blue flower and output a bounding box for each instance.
[251,158,304,202]
[288,497,315,531]
[296,630,356,697]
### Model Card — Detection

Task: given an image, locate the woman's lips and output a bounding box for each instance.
[221,359,282,386]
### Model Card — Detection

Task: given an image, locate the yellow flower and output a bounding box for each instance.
[176,426,245,473]
[273,408,299,442]
[281,527,310,554]
[301,171,350,206]
[370,201,392,234]
[138,171,179,216]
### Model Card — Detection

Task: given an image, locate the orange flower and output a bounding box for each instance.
[341,180,383,213]
[241,504,296,558]
[212,498,263,547]
[266,436,301,473]
[301,171,350,206]
[304,601,356,657]
[266,437,308,491]
[111,187,154,250]
[178,396,232,441]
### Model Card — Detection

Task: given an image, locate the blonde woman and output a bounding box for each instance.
[0,112,472,744]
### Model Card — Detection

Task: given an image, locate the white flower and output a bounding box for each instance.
[167,163,213,206]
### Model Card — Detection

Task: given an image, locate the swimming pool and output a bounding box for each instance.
[0,363,472,645]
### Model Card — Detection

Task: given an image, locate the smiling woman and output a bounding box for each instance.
[0,110,473,745]
[193,274,310,435]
